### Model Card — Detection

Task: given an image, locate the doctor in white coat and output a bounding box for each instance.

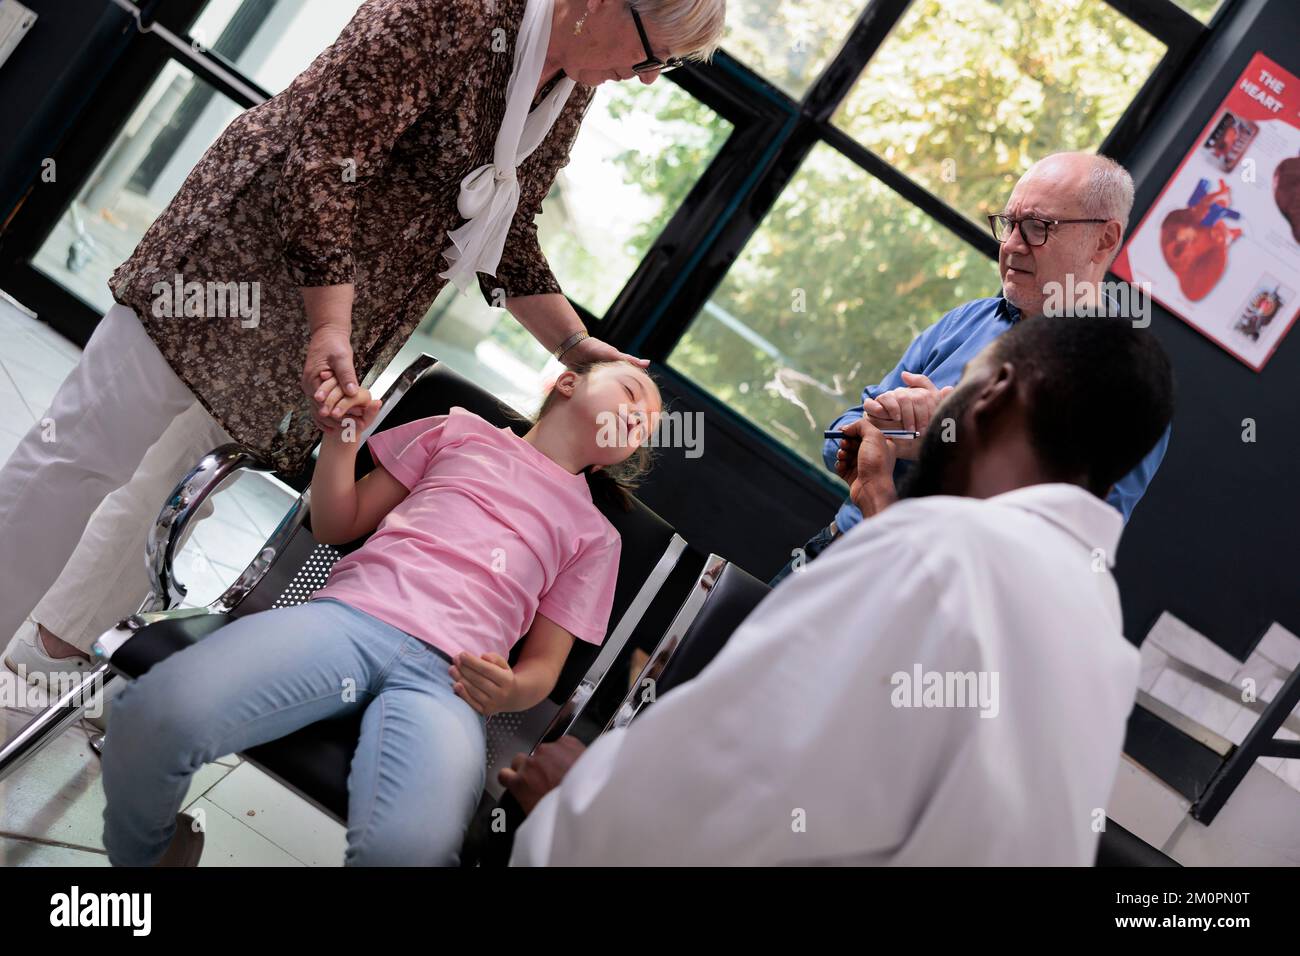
[503,312,1175,866]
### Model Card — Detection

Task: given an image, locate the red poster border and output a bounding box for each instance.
[1113,51,1300,373]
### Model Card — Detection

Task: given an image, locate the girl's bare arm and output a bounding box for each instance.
[451,613,575,716]
[309,389,408,545]
[507,613,577,710]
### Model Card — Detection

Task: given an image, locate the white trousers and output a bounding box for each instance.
[0,303,234,653]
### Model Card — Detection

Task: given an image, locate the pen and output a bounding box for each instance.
[824,428,919,441]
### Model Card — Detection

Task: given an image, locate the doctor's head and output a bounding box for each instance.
[548,0,726,87]
[897,316,1173,504]
[992,152,1134,320]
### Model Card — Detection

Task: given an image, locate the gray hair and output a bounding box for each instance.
[630,0,727,63]
[1080,154,1135,233]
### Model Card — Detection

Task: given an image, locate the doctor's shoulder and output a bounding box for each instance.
[836,494,1027,588]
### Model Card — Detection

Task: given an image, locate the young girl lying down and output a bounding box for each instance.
[100,360,660,867]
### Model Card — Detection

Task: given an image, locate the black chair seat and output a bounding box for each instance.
[107,609,360,820]
[243,713,362,821]
[656,562,769,697]
[110,612,233,678]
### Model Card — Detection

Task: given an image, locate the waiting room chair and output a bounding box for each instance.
[464,554,771,865]
[0,355,697,848]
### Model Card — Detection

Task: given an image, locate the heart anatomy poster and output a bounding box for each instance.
[1115,52,1300,372]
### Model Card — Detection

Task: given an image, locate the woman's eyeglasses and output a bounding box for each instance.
[629,6,686,75]
[988,214,1108,246]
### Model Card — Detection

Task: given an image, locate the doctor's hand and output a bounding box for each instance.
[561,334,650,369]
[451,652,518,717]
[863,372,953,460]
[498,735,588,816]
[303,325,360,431]
[834,418,899,518]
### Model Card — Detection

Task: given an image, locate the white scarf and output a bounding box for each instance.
[439,0,576,294]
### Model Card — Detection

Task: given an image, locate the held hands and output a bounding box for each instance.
[834,418,899,518]
[315,372,381,442]
[302,325,361,432]
[863,371,954,460]
[451,652,518,717]
[498,735,588,815]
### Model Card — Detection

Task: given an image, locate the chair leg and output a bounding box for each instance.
[0,661,117,783]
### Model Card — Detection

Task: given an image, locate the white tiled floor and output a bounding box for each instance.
[0,293,346,866]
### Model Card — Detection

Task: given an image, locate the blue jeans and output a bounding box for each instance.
[100,596,487,866]
[767,521,840,588]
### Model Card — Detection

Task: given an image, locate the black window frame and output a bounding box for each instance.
[0,0,1231,492]
[607,0,1226,491]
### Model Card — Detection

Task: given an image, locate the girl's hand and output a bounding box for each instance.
[313,369,369,429]
[316,373,380,435]
[304,326,359,428]
[451,652,517,717]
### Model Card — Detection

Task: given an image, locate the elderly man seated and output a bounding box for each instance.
[770,150,1170,586]
[499,312,1175,865]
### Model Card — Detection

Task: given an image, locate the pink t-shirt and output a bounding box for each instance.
[309,406,621,662]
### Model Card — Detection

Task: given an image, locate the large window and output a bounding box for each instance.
[33,63,245,313]
[377,80,732,414]
[1175,0,1228,22]
[670,144,992,467]
[6,0,1217,472]
[721,0,866,97]
[187,0,364,95]
[662,0,1204,481]
[31,0,369,314]
[832,0,1167,226]
[534,80,732,318]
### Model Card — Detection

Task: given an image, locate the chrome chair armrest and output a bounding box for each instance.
[209,491,311,614]
[144,443,275,612]
[91,605,221,662]
[481,534,689,799]
[604,554,728,733]
[366,353,438,426]
[151,354,441,615]
[536,535,690,740]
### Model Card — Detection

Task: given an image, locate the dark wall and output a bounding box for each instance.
[1110,0,1300,659]
[632,369,843,583]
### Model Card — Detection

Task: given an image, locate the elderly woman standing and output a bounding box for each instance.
[0,0,725,690]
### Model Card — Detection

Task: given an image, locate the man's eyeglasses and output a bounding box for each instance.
[629,6,686,75]
[988,214,1108,247]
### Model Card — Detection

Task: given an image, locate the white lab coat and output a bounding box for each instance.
[510,483,1140,866]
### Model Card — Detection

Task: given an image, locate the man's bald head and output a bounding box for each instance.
[997,152,1134,318]
[1020,152,1135,234]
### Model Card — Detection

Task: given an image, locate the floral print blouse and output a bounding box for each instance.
[109,0,595,475]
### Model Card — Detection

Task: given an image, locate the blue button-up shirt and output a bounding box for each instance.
[825,295,1171,534]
